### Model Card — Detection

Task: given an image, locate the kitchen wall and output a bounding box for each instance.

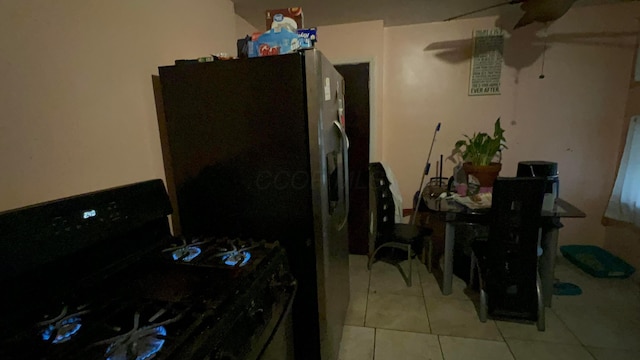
[236,13,258,39]
[316,20,385,161]
[603,31,640,280]
[313,3,639,246]
[604,225,640,282]
[0,0,237,212]
[3,0,636,252]
[381,2,640,246]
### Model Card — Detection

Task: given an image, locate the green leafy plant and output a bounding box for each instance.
[454,118,507,166]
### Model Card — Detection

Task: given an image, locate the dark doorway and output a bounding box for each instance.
[336,63,371,255]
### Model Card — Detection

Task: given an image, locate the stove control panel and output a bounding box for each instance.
[0,179,171,284]
[51,200,124,235]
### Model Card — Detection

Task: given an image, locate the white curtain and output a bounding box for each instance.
[605,116,640,227]
[380,163,404,223]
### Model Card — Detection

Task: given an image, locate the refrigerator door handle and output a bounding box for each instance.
[333,120,350,230]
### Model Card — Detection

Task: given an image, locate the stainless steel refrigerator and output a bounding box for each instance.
[157,49,350,360]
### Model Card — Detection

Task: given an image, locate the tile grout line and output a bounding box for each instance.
[363,325,431,335]
[417,262,434,334]
[493,311,507,343]
[372,327,377,360]
[502,336,518,360]
[426,284,511,343]
[437,335,446,360]
[547,306,587,348]
[363,265,371,327]
[582,344,600,360]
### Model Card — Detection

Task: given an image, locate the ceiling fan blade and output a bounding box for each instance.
[514,0,579,29]
[514,12,536,29]
[444,0,525,21]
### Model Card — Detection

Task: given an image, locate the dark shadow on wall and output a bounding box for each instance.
[424,11,638,73]
[423,12,638,129]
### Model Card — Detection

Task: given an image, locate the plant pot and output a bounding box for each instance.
[462,162,502,188]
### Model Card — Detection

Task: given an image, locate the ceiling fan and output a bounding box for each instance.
[445,0,579,29]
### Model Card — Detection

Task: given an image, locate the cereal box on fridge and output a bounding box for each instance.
[265,8,304,31]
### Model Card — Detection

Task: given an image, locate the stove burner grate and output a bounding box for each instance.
[93,310,181,360]
[162,237,264,267]
[38,305,90,344]
[170,245,201,262]
[162,237,211,263]
[222,251,252,267]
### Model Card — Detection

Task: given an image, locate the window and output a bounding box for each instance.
[605,116,640,227]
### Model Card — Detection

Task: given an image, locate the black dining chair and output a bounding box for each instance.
[469,177,546,331]
[368,162,433,287]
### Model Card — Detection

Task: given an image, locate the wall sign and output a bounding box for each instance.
[469,28,504,96]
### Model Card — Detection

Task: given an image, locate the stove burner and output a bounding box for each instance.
[212,239,264,268]
[162,238,210,263]
[222,251,252,267]
[94,311,181,360]
[38,305,90,344]
[41,317,82,344]
[163,237,264,268]
[170,245,201,262]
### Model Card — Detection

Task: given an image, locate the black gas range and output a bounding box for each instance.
[0,180,295,360]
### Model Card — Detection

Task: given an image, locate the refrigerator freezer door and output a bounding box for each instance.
[158,54,313,241]
[305,50,351,360]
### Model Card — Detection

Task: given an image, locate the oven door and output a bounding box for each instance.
[257,283,296,360]
[201,278,297,360]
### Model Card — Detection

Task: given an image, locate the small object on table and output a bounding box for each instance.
[426,177,448,199]
[452,193,492,209]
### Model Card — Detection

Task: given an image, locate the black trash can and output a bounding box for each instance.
[517,161,559,197]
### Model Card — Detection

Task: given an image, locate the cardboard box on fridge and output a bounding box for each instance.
[248,28,317,58]
[266,7,303,31]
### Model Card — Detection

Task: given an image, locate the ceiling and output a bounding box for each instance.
[232,0,627,29]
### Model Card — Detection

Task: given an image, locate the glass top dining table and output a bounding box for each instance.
[424,196,586,307]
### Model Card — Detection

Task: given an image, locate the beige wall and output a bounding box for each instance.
[604,225,640,282]
[603,30,640,278]
[236,14,258,39]
[3,0,638,251]
[382,3,640,246]
[316,20,385,161]
[0,0,237,211]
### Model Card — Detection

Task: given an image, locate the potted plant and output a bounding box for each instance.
[454,118,507,189]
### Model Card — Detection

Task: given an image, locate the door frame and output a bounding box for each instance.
[333,57,379,162]
[334,60,374,255]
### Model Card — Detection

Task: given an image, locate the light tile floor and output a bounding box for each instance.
[339,254,640,360]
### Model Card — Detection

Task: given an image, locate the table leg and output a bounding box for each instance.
[443,223,455,295]
[540,226,559,307]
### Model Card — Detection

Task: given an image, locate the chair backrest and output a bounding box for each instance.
[485,177,546,318]
[369,162,390,188]
[369,163,396,253]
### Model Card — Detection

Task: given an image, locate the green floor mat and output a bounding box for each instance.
[560,245,635,279]
[553,282,582,296]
